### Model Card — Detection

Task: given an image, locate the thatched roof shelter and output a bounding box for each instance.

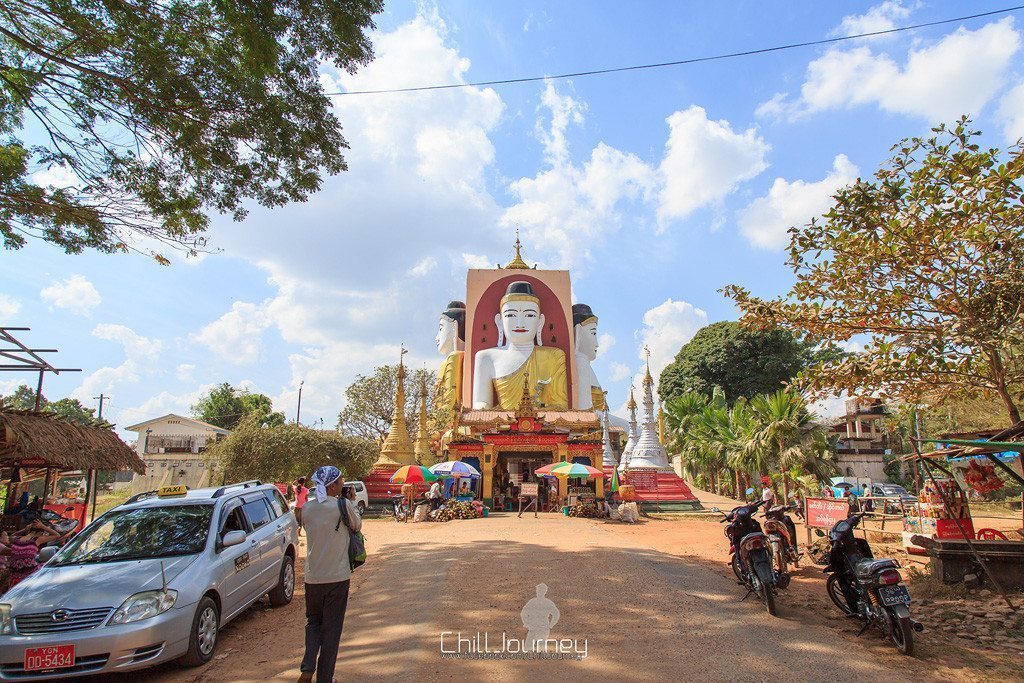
[0,410,145,474]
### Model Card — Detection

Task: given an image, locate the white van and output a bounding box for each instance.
[344,480,369,514]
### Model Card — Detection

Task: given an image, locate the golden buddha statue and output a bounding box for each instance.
[472,281,568,410]
[434,300,465,409]
[573,303,605,410]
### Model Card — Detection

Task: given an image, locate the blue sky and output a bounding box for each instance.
[2,1,1023,437]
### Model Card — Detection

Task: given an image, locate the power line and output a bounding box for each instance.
[330,5,1024,96]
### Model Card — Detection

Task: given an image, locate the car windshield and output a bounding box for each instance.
[52,504,213,566]
[878,485,909,495]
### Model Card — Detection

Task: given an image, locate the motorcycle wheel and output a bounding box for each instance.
[826,574,854,615]
[761,585,777,616]
[731,553,743,583]
[886,608,915,656]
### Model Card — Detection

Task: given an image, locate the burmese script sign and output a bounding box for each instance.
[520,482,539,497]
[629,468,658,492]
[805,497,850,529]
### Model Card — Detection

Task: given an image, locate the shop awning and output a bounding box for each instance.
[0,409,145,474]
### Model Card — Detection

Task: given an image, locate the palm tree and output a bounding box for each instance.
[749,389,828,500]
[664,392,709,485]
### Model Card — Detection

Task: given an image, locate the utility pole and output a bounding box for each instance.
[295,380,304,424]
[93,393,107,421]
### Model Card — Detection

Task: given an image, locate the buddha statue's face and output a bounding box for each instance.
[576,321,599,361]
[436,315,457,355]
[498,300,543,346]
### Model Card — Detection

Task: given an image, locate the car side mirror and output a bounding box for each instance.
[221,530,246,549]
[37,546,58,563]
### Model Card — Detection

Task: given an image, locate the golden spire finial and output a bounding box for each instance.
[627,385,637,410]
[375,343,417,467]
[515,370,538,418]
[643,345,653,385]
[505,228,531,269]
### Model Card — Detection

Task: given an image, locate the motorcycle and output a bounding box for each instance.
[762,503,801,579]
[823,512,923,655]
[391,494,411,522]
[712,496,781,616]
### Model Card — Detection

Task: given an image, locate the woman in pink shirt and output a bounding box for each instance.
[295,476,309,536]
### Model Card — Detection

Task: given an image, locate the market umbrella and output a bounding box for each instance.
[610,466,619,493]
[389,465,439,484]
[544,462,604,479]
[533,463,562,476]
[429,461,481,478]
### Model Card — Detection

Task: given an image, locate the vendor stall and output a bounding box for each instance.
[0,409,145,591]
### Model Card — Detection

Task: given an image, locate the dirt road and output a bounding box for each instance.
[91,504,1022,683]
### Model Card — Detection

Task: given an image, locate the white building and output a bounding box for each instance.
[126,414,230,494]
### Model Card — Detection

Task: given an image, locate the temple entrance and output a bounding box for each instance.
[494,451,558,512]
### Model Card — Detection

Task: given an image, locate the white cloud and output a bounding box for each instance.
[833,1,913,40]
[609,362,632,382]
[461,252,493,269]
[811,392,849,420]
[597,333,615,358]
[408,256,437,277]
[0,294,21,322]
[657,106,770,224]
[193,301,271,365]
[502,83,658,269]
[116,384,215,433]
[31,164,79,189]
[73,324,162,403]
[738,154,859,250]
[624,299,709,405]
[175,364,196,382]
[997,82,1024,142]
[39,274,101,316]
[763,18,1021,123]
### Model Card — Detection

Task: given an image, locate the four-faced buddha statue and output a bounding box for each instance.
[434,300,466,409]
[573,303,605,410]
[472,281,568,410]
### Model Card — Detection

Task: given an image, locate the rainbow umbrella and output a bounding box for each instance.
[544,462,604,479]
[389,465,439,484]
[533,463,562,477]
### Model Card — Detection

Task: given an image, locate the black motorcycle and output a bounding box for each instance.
[823,512,923,655]
[762,503,801,577]
[713,499,780,616]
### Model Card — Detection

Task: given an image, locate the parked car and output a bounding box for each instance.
[344,480,369,514]
[869,483,918,514]
[0,481,298,679]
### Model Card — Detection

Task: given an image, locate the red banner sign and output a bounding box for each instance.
[629,468,658,492]
[485,434,566,446]
[805,497,851,529]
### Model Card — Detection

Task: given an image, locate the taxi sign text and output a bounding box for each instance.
[158,485,188,497]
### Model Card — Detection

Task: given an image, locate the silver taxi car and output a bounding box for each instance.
[0,481,298,679]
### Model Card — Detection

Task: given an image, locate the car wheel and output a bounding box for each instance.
[268,555,295,607]
[179,596,219,667]
[357,501,366,515]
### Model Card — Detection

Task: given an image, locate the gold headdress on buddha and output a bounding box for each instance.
[500,281,540,308]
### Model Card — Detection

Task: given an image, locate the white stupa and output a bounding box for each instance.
[617,386,639,473]
[626,355,671,471]
[600,408,617,468]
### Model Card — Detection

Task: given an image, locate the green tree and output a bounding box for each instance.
[206,416,376,484]
[748,389,831,500]
[191,383,285,430]
[658,321,821,404]
[0,0,383,260]
[337,365,438,445]
[724,119,1024,425]
[1,384,96,424]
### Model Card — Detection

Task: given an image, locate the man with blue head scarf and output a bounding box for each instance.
[296,465,361,683]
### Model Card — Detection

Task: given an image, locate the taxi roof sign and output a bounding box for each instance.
[157,485,188,497]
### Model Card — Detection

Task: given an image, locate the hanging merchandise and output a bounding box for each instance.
[962,460,1004,495]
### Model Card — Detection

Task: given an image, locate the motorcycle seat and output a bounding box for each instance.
[854,558,898,577]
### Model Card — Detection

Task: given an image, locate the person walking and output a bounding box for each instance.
[295,466,361,683]
[427,479,442,511]
[295,476,309,536]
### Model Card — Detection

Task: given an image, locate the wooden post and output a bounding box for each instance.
[83,468,94,524]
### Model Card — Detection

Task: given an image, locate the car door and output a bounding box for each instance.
[240,495,280,593]
[214,498,264,620]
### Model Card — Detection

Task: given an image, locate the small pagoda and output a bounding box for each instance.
[363,347,419,502]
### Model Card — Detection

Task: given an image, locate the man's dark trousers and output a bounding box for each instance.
[301,580,351,682]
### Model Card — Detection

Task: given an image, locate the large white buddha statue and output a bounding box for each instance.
[472,281,568,410]
[434,301,466,410]
[573,303,605,410]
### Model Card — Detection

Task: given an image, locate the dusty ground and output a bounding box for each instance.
[87,491,1023,683]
